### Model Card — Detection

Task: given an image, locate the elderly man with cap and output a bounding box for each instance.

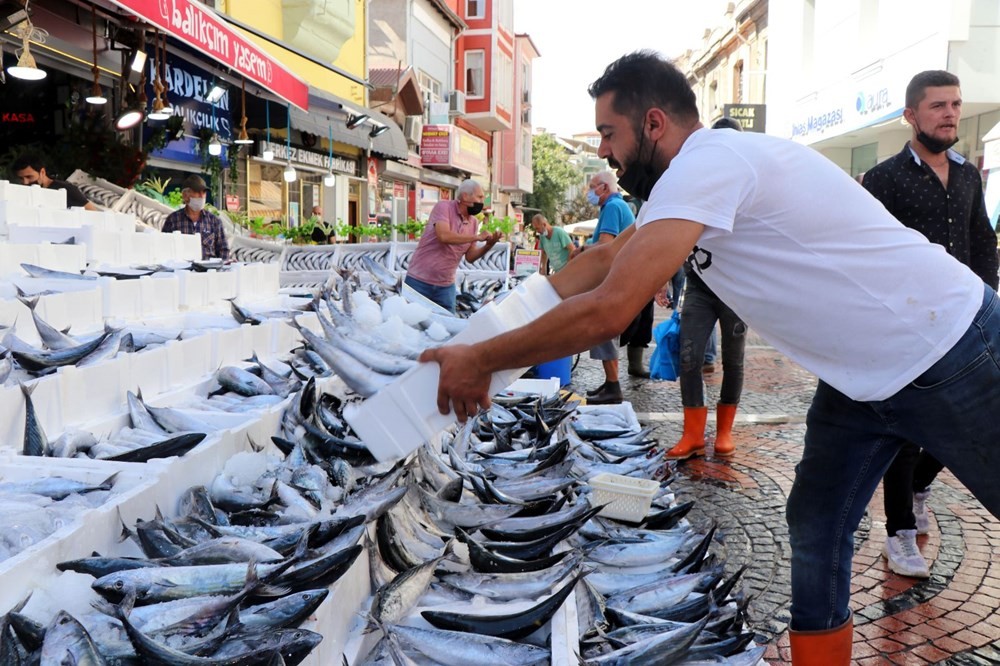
[162,175,229,260]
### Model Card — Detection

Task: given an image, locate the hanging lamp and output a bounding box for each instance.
[147,29,170,119]
[85,7,106,104]
[207,98,222,156]
[262,100,274,160]
[323,123,336,187]
[233,79,253,144]
[282,103,296,182]
[7,2,46,81]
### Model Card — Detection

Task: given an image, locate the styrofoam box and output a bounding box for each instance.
[344,274,563,461]
[177,270,210,310]
[0,180,32,205]
[29,184,67,209]
[576,401,641,433]
[247,319,277,357]
[0,375,64,453]
[235,262,281,301]
[300,551,370,666]
[164,334,215,388]
[35,289,104,338]
[99,276,141,320]
[36,243,88,274]
[212,325,253,367]
[0,201,41,230]
[0,243,40,274]
[138,274,181,318]
[175,232,204,262]
[125,232,155,265]
[0,456,165,612]
[78,227,121,264]
[501,377,560,398]
[206,270,237,306]
[59,356,131,427]
[128,344,171,398]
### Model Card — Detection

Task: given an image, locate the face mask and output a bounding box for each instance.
[188,197,206,212]
[586,189,600,205]
[913,119,958,154]
[466,202,484,216]
[617,123,661,201]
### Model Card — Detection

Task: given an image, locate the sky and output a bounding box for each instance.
[512,0,730,137]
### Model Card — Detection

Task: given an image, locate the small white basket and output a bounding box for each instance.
[589,472,660,523]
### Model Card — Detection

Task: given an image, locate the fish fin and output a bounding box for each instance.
[16,295,39,311]
[19,382,36,398]
[119,513,136,543]
[99,472,119,491]
[90,596,118,617]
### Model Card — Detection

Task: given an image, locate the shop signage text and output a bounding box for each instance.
[107,0,309,110]
[420,124,488,177]
[722,104,766,133]
[259,141,357,175]
[791,108,844,139]
[1,112,35,123]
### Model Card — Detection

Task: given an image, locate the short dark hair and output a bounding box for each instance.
[905,70,960,109]
[711,117,743,131]
[588,50,699,126]
[11,153,45,173]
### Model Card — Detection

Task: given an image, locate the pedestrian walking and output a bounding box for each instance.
[862,70,998,579]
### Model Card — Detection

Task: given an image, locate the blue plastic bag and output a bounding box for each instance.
[649,311,681,381]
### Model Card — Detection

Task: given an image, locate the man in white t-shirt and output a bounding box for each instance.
[420,51,1000,665]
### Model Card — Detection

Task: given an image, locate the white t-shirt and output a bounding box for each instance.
[636,128,984,401]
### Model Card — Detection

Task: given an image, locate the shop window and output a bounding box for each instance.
[851,142,877,180]
[466,51,485,99]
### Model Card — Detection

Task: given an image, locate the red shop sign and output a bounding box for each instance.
[107,0,309,110]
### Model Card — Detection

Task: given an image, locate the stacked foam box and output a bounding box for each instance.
[344,273,562,461]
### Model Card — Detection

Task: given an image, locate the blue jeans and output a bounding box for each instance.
[404,275,456,313]
[788,285,1000,631]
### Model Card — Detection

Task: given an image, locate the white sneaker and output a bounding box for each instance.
[913,489,931,535]
[883,529,930,578]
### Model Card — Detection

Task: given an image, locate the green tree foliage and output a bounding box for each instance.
[562,188,599,225]
[524,133,580,222]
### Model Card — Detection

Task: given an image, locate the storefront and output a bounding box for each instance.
[417,123,489,219]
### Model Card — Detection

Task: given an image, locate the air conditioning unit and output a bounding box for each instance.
[403,116,423,145]
[448,90,466,116]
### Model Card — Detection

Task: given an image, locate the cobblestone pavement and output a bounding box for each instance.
[562,315,1000,665]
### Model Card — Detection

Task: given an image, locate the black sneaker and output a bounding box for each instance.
[587,381,623,405]
[585,382,608,397]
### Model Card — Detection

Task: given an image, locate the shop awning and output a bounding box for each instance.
[104,0,309,110]
[289,88,408,161]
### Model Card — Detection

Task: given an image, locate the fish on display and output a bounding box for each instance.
[20,383,48,456]
[20,262,97,281]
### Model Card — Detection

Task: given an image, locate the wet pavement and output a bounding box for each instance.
[562,312,1000,665]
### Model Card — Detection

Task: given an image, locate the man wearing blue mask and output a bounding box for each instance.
[580,171,635,403]
[162,174,229,260]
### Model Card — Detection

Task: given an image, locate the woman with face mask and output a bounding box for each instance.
[161,174,230,260]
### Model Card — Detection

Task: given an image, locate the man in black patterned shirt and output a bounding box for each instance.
[862,70,999,578]
[162,175,230,260]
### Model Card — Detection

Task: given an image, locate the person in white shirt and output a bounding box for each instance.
[420,51,1000,665]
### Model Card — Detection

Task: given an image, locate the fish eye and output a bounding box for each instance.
[114,580,124,590]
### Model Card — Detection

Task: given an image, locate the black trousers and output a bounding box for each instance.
[619,300,655,347]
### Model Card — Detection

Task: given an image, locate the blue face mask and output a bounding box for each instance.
[586,189,600,205]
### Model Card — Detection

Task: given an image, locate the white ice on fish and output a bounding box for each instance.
[381,295,431,327]
[425,321,450,342]
[223,451,274,486]
[21,570,103,625]
[351,291,384,329]
[375,315,423,347]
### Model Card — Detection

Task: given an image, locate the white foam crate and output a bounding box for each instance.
[206,270,238,306]
[125,232,155,265]
[98,276,141,320]
[235,262,281,301]
[300,550,370,666]
[176,232,204,262]
[79,227,122,264]
[127,344,171,398]
[164,334,215,389]
[0,180,32,205]
[345,274,561,462]
[36,289,104,338]
[0,243,40,275]
[138,274,181,318]
[59,356,130,427]
[28,185,67,209]
[177,270,210,310]
[0,375,64,454]
[0,456,165,613]
[588,472,659,523]
[0,201,40,230]
[212,325,253,367]
[35,243,88,274]
[7,224,81,246]
[501,377,560,398]
[247,319,276,356]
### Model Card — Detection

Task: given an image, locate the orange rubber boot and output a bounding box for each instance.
[664,407,707,460]
[713,403,738,457]
[789,612,853,665]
